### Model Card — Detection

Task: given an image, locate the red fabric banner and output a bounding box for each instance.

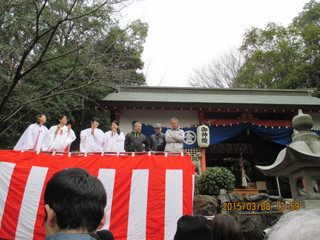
[0,150,194,240]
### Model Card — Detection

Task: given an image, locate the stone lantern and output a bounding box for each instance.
[256,110,320,209]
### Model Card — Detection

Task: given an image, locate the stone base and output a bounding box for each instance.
[193,195,220,216]
[299,200,320,209]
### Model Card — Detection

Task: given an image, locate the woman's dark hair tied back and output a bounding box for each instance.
[210,214,243,240]
[112,120,121,135]
[91,117,101,124]
[36,114,44,124]
[58,115,66,121]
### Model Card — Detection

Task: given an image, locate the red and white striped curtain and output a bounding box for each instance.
[0,150,194,240]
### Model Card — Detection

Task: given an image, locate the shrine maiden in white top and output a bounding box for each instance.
[14,114,48,152]
[103,120,125,152]
[42,115,76,152]
[79,117,104,152]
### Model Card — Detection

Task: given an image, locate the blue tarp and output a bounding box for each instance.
[140,123,297,148]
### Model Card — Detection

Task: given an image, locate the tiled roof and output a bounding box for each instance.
[101,86,320,109]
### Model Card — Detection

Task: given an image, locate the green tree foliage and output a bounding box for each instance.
[236,0,320,89]
[198,167,236,195]
[94,20,148,87]
[0,0,148,149]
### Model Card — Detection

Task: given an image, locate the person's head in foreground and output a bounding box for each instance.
[43,168,107,239]
[96,230,115,240]
[266,209,320,240]
[174,215,212,240]
[210,213,243,240]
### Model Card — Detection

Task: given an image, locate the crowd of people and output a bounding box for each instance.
[13,114,185,153]
[174,213,243,240]
[43,167,244,240]
[45,167,320,240]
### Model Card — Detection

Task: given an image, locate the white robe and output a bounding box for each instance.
[13,123,48,152]
[43,125,76,152]
[79,128,104,153]
[103,131,125,152]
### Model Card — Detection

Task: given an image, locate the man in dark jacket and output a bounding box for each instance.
[149,123,165,151]
[125,122,150,152]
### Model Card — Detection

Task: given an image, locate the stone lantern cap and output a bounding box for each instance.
[256,141,320,177]
[256,110,320,177]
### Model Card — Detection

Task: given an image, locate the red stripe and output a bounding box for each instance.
[183,169,194,216]
[146,165,166,240]
[0,151,194,240]
[33,199,46,239]
[0,165,30,239]
[33,130,41,151]
[109,168,132,240]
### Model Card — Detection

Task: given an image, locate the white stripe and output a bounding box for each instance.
[0,162,16,227]
[98,169,116,230]
[15,166,48,240]
[164,170,183,240]
[127,170,149,240]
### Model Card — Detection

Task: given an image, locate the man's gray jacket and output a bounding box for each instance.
[164,128,184,152]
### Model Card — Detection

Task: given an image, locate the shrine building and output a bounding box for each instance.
[100,86,320,196]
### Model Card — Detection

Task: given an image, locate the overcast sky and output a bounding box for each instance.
[121,0,310,87]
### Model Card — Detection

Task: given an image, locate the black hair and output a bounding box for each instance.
[96,230,115,240]
[36,114,45,124]
[91,117,101,124]
[58,115,66,121]
[210,214,243,240]
[44,168,106,233]
[174,215,212,240]
[112,120,121,135]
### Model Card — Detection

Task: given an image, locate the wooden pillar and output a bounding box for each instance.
[115,110,120,122]
[199,111,204,124]
[201,148,206,172]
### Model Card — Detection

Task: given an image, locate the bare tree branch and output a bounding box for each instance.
[188,47,244,88]
[0,53,96,125]
[0,109,34,137]
[33,0,48,37]
[0,20,62,114]
[0,0,113,114]
[66,0,109,21]
[41,46,83,63]
[70,92,108,112]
